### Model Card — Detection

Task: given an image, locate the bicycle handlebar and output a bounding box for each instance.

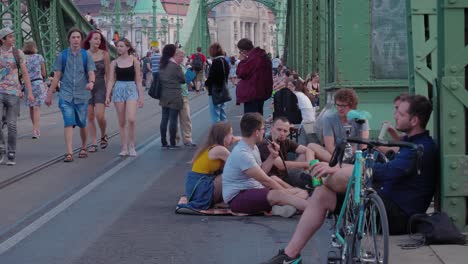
[346,137,421,151]
[329,137,425,172]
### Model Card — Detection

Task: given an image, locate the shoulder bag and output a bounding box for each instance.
[211,59,231,105]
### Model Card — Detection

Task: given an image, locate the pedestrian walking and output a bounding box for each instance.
[142,51,152,90]
[45,28,96,162]
[83,30,111,152]
[190,47,207,92]
[0,27,35,165]
[150,47,161,88]
[158,44,185,149]
[105,38,144,157]
[205,42,230,123]
[22,40,47,139]
[236,38,273,115]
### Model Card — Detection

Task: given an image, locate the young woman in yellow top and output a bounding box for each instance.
[184,122,239,209]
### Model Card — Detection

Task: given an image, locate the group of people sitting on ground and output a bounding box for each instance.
[179,87,436,264]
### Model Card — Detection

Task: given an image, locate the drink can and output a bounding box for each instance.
[378,122,390,140]
[312,176,323,187]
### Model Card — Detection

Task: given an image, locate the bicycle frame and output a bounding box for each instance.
[335,150,363,246]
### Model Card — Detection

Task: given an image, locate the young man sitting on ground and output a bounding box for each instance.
[222,113,308,218]
[310,88,369,162]
[263,95,436,263]
[257,116,316,189]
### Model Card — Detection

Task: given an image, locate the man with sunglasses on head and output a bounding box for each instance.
[309,88,369,162]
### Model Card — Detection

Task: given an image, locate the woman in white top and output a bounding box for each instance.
[290,78,315,123]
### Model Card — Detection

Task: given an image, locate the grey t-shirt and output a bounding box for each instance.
[222,139,264,203]
[321,111,369,144]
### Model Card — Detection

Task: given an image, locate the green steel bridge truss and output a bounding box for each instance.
[1,0,467,230]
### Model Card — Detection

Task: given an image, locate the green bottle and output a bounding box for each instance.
[309,159,323,187]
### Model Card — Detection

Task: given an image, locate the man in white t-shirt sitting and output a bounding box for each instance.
[222,113,308,217]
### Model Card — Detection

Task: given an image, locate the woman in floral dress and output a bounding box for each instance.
[23,41,47,138]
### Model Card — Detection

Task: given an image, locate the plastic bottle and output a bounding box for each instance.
[309,159,323,187]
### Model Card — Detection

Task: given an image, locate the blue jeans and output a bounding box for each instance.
[209,96,226,123]
[160,107,179,146]
[0,93,20,154]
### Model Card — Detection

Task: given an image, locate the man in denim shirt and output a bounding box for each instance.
[45,28,96,162]
[264,95,436,264]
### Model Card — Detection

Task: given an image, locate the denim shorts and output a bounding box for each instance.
[112,81,139,102]
[58,98,88,128]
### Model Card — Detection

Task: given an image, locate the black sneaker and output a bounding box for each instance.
[169,145,181,150]
[161,144,169,149]
[263,249,302,264]
[6,152,15,166]
[0,150,4,164]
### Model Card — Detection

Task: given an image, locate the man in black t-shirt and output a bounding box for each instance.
[257,117,316,188]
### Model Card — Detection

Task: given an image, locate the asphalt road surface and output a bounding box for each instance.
[0,89,332,264]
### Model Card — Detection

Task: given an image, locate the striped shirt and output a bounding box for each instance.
[151,53,161,73]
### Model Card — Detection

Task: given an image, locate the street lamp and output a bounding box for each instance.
[160,17,168,45]
[152,0,158,43]
[275,22,280,57]
[101,0,136,43]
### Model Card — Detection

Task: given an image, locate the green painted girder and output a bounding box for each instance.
[437,0,468,231]
[181,0,286,56]
[1,0,116,72]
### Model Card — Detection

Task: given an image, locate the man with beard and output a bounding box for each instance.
[263,95,436,264]
[257,116,316,189]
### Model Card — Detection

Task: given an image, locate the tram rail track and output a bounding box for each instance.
[0,91,208,191]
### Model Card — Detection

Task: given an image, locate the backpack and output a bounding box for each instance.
[192,53,203,71]
[273,88,302,124]
[61,48,88,78]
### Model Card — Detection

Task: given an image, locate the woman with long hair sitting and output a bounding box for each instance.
[182,122,239,209]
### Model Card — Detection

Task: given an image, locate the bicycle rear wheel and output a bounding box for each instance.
[351,192,389,264]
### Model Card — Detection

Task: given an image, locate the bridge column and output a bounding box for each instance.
[437,0,468,231]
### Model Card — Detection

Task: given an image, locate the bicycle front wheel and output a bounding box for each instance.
[351,192,389,264]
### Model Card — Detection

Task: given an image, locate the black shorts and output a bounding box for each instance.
[334,192,409,235]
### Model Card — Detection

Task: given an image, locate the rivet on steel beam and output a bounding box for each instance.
[412,8,418,12]
[449,127,457,134]
[416,53,422,58]
[450,215,458,221]
[450,82,459,90]
[416,66,422,70]
[449,111,457,117]
[450,183,458,190]
[450,66,458,73]
[448,0,457,4]
[450,162,458,169]
[450,200,457,206]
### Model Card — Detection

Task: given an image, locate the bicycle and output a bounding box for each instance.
[326,137,423,264]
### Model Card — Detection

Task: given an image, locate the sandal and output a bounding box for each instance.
[100,134,108,149]
[64,153,74,162]
[88,144,98,153]
[78,148,88,158]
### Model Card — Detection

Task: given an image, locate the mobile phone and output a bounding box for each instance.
[264,137,273,145]
[264,137,276,150]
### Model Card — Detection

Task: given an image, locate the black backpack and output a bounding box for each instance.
[273,88,302,124]
[192,53,203,71]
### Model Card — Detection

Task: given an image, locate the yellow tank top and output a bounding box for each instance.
[192,146,223,174]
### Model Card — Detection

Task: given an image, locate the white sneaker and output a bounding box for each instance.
[271,205,296,218]
[129,148,137,157]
